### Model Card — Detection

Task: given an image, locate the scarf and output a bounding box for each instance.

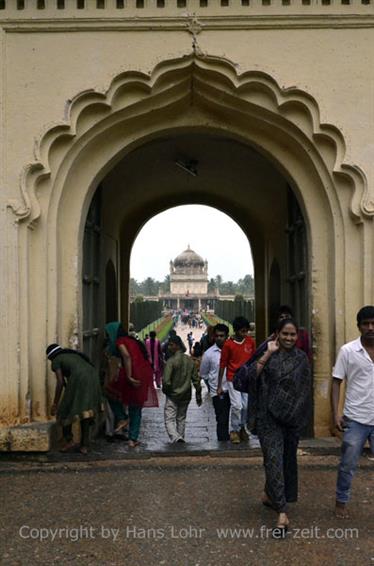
[105,322,121,356]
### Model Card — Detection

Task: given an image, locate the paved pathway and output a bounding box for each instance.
[119,320,260,454]
[139,320,220,451]
[108,320,241,454]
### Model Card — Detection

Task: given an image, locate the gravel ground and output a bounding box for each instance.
[1,455,373,566]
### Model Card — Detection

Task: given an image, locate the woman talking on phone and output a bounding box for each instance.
[248,318,311,538]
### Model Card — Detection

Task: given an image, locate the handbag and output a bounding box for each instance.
[233,363,250,393]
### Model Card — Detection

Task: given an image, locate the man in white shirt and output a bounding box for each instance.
[332,305,374,518]
[200,324,230,441]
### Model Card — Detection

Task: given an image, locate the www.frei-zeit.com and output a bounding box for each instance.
[18,525,359,542]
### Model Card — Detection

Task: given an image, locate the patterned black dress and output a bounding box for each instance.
[248,348,311,512]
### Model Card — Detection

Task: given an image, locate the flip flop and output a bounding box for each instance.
[272,524,288,539]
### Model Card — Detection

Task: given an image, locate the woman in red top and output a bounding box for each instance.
[217,316,256,444]
[117,326,158,447]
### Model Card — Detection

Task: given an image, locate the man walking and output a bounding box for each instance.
[217,316,256,444]
[187,332,194,354]
[162,335,202,443]
[200,324,231,441]
[332,305,374,518]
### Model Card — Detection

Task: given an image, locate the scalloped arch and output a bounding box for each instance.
[8,52,371,226]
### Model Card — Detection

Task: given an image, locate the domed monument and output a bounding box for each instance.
[170,245,208,296]
[162,245,213,311]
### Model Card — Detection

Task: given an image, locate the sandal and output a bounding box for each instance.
[272,524,288,539]
[128,439,140,448]
[272,513,289,539]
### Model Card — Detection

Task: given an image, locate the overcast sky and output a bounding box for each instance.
[130,205,253,282]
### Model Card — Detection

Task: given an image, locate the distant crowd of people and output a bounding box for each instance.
[46,304,374,536]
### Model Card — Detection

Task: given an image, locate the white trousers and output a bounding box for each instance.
[227,381,248,432]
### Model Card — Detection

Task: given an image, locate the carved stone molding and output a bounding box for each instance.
[8,52,370,227]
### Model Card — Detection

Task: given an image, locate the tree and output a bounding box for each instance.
[141,277,159,296]
[129,277,139,295]
[208,278,217,293]
[243,274,254,295]
[215,274,223,292]
[220,281,235,295]
[162,274,170,293]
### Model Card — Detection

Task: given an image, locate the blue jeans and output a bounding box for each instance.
[336,417,374,503]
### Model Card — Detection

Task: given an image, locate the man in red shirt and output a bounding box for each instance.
[217,316,256,444]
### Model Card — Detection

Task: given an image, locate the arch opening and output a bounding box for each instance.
[129,204,254,313]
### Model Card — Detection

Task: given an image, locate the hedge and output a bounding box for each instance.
[138,315,174,343]
[214,300,254,324]
[130,300,162,332]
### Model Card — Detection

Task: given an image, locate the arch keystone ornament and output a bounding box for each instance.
[8,52,373,438]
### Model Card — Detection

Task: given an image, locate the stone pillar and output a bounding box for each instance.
[0,211,23,425]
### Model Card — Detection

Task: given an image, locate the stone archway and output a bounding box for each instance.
[105,260,118,324]
[269,259,281,332]
[11,53,372,435]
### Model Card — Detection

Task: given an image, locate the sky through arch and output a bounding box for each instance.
[130,205,254,282]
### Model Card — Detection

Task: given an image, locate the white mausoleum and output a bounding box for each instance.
[170,246,208,296]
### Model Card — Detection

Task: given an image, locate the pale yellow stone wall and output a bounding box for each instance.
[171,282,209,294]
[0,3,373,439]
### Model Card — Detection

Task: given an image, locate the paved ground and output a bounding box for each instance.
[1,455,373,566]
[177,318,205,351]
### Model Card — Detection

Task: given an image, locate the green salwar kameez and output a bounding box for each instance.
[52,353,103,426]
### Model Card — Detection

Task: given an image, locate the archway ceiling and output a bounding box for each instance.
[102,133,289,243]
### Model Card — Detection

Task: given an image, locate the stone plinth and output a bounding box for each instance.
[0,422,56,452]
